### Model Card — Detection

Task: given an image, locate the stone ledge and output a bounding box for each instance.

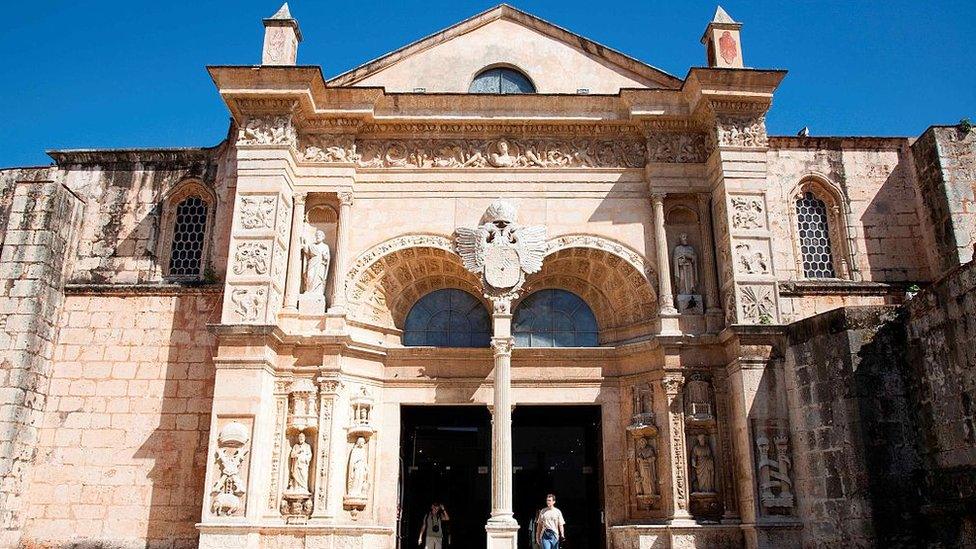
[769,135,909,150]
[64,283,223,296]
[48,146,220,167]
[778,280,908,297]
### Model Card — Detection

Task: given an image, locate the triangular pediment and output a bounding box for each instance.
[328,4,681,93]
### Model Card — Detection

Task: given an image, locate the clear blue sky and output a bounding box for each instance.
[2,1,973,167]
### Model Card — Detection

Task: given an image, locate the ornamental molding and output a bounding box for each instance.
[343,234,456,303]
[545,234,654,282]
[238,115,298,147]
[302,136,646,169]
[716,115,768,148]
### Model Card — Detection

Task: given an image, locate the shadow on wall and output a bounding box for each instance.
[134,291,220,548]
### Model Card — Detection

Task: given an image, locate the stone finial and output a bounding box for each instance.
[262,3,302,66]
[701,5,744,69]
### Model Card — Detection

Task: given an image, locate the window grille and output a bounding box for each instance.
[168,195,209,277]
[403,289,490,347]
[513,289,598,347]
[795,191,836,278]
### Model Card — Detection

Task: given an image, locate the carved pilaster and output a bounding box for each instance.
[313,377,342,519]
[662,374,691,520]
[652,193,679,326]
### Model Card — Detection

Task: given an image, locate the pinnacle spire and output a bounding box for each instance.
[269,2,293,20]
[712,5,736,24]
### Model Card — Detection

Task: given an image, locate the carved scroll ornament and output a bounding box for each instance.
[302,136,646,169]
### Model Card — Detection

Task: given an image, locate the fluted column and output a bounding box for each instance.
[328,191,353,312]
[283,192,307,311]
[662,374,692,521]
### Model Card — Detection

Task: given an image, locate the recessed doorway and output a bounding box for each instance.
[513,405,604,549]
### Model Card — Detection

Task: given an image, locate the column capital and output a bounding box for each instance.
[491,337,515,357]
[338,191,354,206]
[490,296,512,315]
[294,191,307,205]
[661,374,686,397]
[651,191,668,204]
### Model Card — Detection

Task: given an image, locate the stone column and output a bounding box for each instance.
[662,374,692,521]
[283,192,307,311]
[486,299,519,548]
[652,193,679,334]
[328,191,353,312]
[697,194,723,332]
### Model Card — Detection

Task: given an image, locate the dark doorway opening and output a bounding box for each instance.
[399,405,491,548]
[513,405,604,549]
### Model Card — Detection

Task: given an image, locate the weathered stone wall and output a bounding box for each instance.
[784,257,976,547]
[911,125,976,277]
[21,291,219,548]
[0,171,84,547]
[50,148,233,285]
[767,138,926,324]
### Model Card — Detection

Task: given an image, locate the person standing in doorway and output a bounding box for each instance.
[535,494,566,549]
[417,502,450,548]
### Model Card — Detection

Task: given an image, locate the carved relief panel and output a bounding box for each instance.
[684,373,723,520]
[724,193,780,324]
[626,382,662,517]
[752,419,796,516]
[222,192,292,324]
[208,418,253,518]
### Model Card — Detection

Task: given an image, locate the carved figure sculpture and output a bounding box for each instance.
[302,229,331,296]
[673,233,698,295]
[635,437,658,497]
[456,199,547,300]
[691,434,716,493]
[488,139,517,167]
[210,422,250,517]
[347,437,369,497]
[289,432,313,493]
[756,434,795,510]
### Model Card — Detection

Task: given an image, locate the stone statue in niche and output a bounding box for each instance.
[300,228,330,313]
[288,432,313,494]
[691,434,716,494]
[685,375,713,421]
[673,233,703,314]
[347,436,369,499]
[756,434,795,512]
[631,383,656,427]
[635,436,658,498]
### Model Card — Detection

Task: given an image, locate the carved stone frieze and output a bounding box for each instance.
[302,136,646,168]
[729,195,766,230]
[230,287,266,322]
[355,122,644,137]
[238,115,298,146]
[239,196,277,230]
[645,132,710,163]
[734,242,770,274]
[739,284,776,324]
[716,115,768,148]
[233,242,270,276]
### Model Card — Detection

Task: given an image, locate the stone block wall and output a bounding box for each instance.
[783,256,976,546]
[49,148,232,285]
[0,172,84,547]
[911,125,976,276]
[20,291,219,548]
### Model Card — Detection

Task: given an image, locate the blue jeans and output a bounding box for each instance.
[541,529,560,549]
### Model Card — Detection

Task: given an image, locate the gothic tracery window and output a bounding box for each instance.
[795,191,836,278]
[403,288,491,347]
[469,67,536,94]
[513,289,598,347]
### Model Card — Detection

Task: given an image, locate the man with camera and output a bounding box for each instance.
[417,502,450,549]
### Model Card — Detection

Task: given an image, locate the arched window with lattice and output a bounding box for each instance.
[403,288,491,347]
[512,289,598,347]
[791,178,853,280]
[159,180,216,280]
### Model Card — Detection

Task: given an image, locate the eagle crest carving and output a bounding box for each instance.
[455,199,548,300]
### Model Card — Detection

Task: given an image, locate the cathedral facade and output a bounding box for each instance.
[2,4,975,548]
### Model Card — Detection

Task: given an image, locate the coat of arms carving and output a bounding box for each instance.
[455,199,547,301]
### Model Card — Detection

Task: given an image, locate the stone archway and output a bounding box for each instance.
[343,234,484,329]
[520,234,659,343]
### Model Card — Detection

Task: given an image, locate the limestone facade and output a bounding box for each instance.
[1,4,974,548]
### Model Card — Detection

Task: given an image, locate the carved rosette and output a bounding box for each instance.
[301,136,646,169]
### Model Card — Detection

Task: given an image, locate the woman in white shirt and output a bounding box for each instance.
[534,494,565,549]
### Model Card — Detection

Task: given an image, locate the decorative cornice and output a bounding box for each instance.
[48,147,218,167]
[778,280,909,297]
[64,283,223,296]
